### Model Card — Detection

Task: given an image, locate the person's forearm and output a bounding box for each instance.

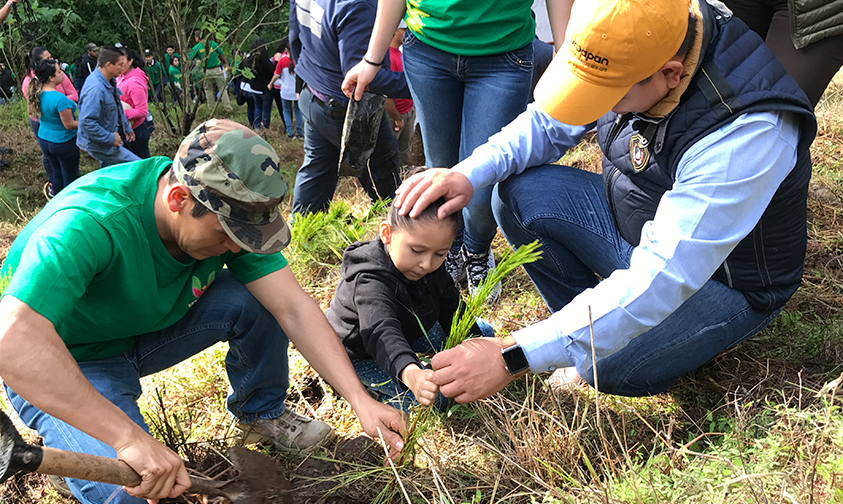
[546,0,574,51]
[384,99,401,122]
[454,104,587,190]
[0,297,148,450]
[364,0,405,65]
[0,1,12,25]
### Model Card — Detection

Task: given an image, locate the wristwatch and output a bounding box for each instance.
[501,338,530,375]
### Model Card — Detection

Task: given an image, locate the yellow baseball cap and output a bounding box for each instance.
[535,0,690,125]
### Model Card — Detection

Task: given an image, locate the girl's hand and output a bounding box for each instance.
[401,364,439,406]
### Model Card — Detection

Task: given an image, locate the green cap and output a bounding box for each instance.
[173,119,291,254]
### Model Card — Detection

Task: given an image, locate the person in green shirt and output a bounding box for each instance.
[164,44,179,69]
[187,29,232,111]
[168,53,182,103]
[143,49,166,103]
[0,119,407,504]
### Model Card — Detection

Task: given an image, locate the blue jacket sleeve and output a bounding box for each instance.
[337,1,410,99]
[289,1,302,62]
[118,88,134,134]
[79,87,116,145]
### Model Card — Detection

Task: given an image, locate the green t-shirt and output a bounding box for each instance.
[0,157,288,362]
[188,40,224,69]
[164,52,181,69]
[405,0,535,56]
[169,64,182,85]
[147,60,166,86]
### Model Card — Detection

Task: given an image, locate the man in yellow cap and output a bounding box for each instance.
[392,0,817,401]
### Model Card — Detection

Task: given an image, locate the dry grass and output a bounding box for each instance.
[1,74,843,503]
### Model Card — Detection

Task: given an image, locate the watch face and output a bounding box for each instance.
[502,345,529,375]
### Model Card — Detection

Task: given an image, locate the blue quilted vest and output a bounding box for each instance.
[596,0,817,312]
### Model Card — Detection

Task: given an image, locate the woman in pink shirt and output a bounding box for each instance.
[22,46,78,198]
[116,48,152,159]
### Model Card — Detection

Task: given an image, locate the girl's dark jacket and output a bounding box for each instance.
[326,239,478,387]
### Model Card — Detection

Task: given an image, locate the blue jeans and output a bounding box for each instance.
[30,117,55,183]
[491,165,781,396]
[351,320,495,412]
[402,32,532,254]
[292,85,400,215]
[41,136,81,193]
[243,88,257,127]
[282,98,303,137]
[6,271,290,504]
[152,81,164,104]
[84,143,141,168]
[249,90,273,129]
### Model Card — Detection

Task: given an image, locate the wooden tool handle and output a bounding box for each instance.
[38,446,227,497]
[38,446,142,486]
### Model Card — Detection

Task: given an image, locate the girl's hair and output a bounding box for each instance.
[26,58,58,118]
[171,55,180,67]
[124,48,146,70]
[24,46,48,72]
[387,196,462,236]
[275,37,289,55]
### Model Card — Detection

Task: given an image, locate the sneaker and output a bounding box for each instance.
[47,474,73,498]
[43,181,55,200]
[462,245,501,304]
[234,408,333,453]
[445,248,466,284]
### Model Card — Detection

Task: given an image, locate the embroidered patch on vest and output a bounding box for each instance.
[630,134,650,172]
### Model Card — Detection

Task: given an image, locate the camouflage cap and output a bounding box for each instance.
[174,119,291,254]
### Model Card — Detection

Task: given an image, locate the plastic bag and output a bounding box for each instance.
[338,89,386,177]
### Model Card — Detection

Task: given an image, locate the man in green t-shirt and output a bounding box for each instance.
[188,29,233,112]
[143,49,166,103]
[0,119,406,504]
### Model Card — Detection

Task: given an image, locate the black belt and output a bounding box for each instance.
[311,93,347,119]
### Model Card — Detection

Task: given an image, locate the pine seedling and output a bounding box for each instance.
[397,241,543,466]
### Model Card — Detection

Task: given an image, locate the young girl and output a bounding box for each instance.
[26,59,80,197]
[326,197,494,412]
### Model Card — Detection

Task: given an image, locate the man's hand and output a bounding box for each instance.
[126,131,136,143]
[353,397,407,461]
[392,117,404,131]
[342,60,381,102]
[115,432,191,502]
[401,364,439,406]
[394,169,474,219]
[113,132,122,147]
[430,338,516,403]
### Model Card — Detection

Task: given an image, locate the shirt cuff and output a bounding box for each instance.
[512,317,573,373]
[454,159,497,193]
